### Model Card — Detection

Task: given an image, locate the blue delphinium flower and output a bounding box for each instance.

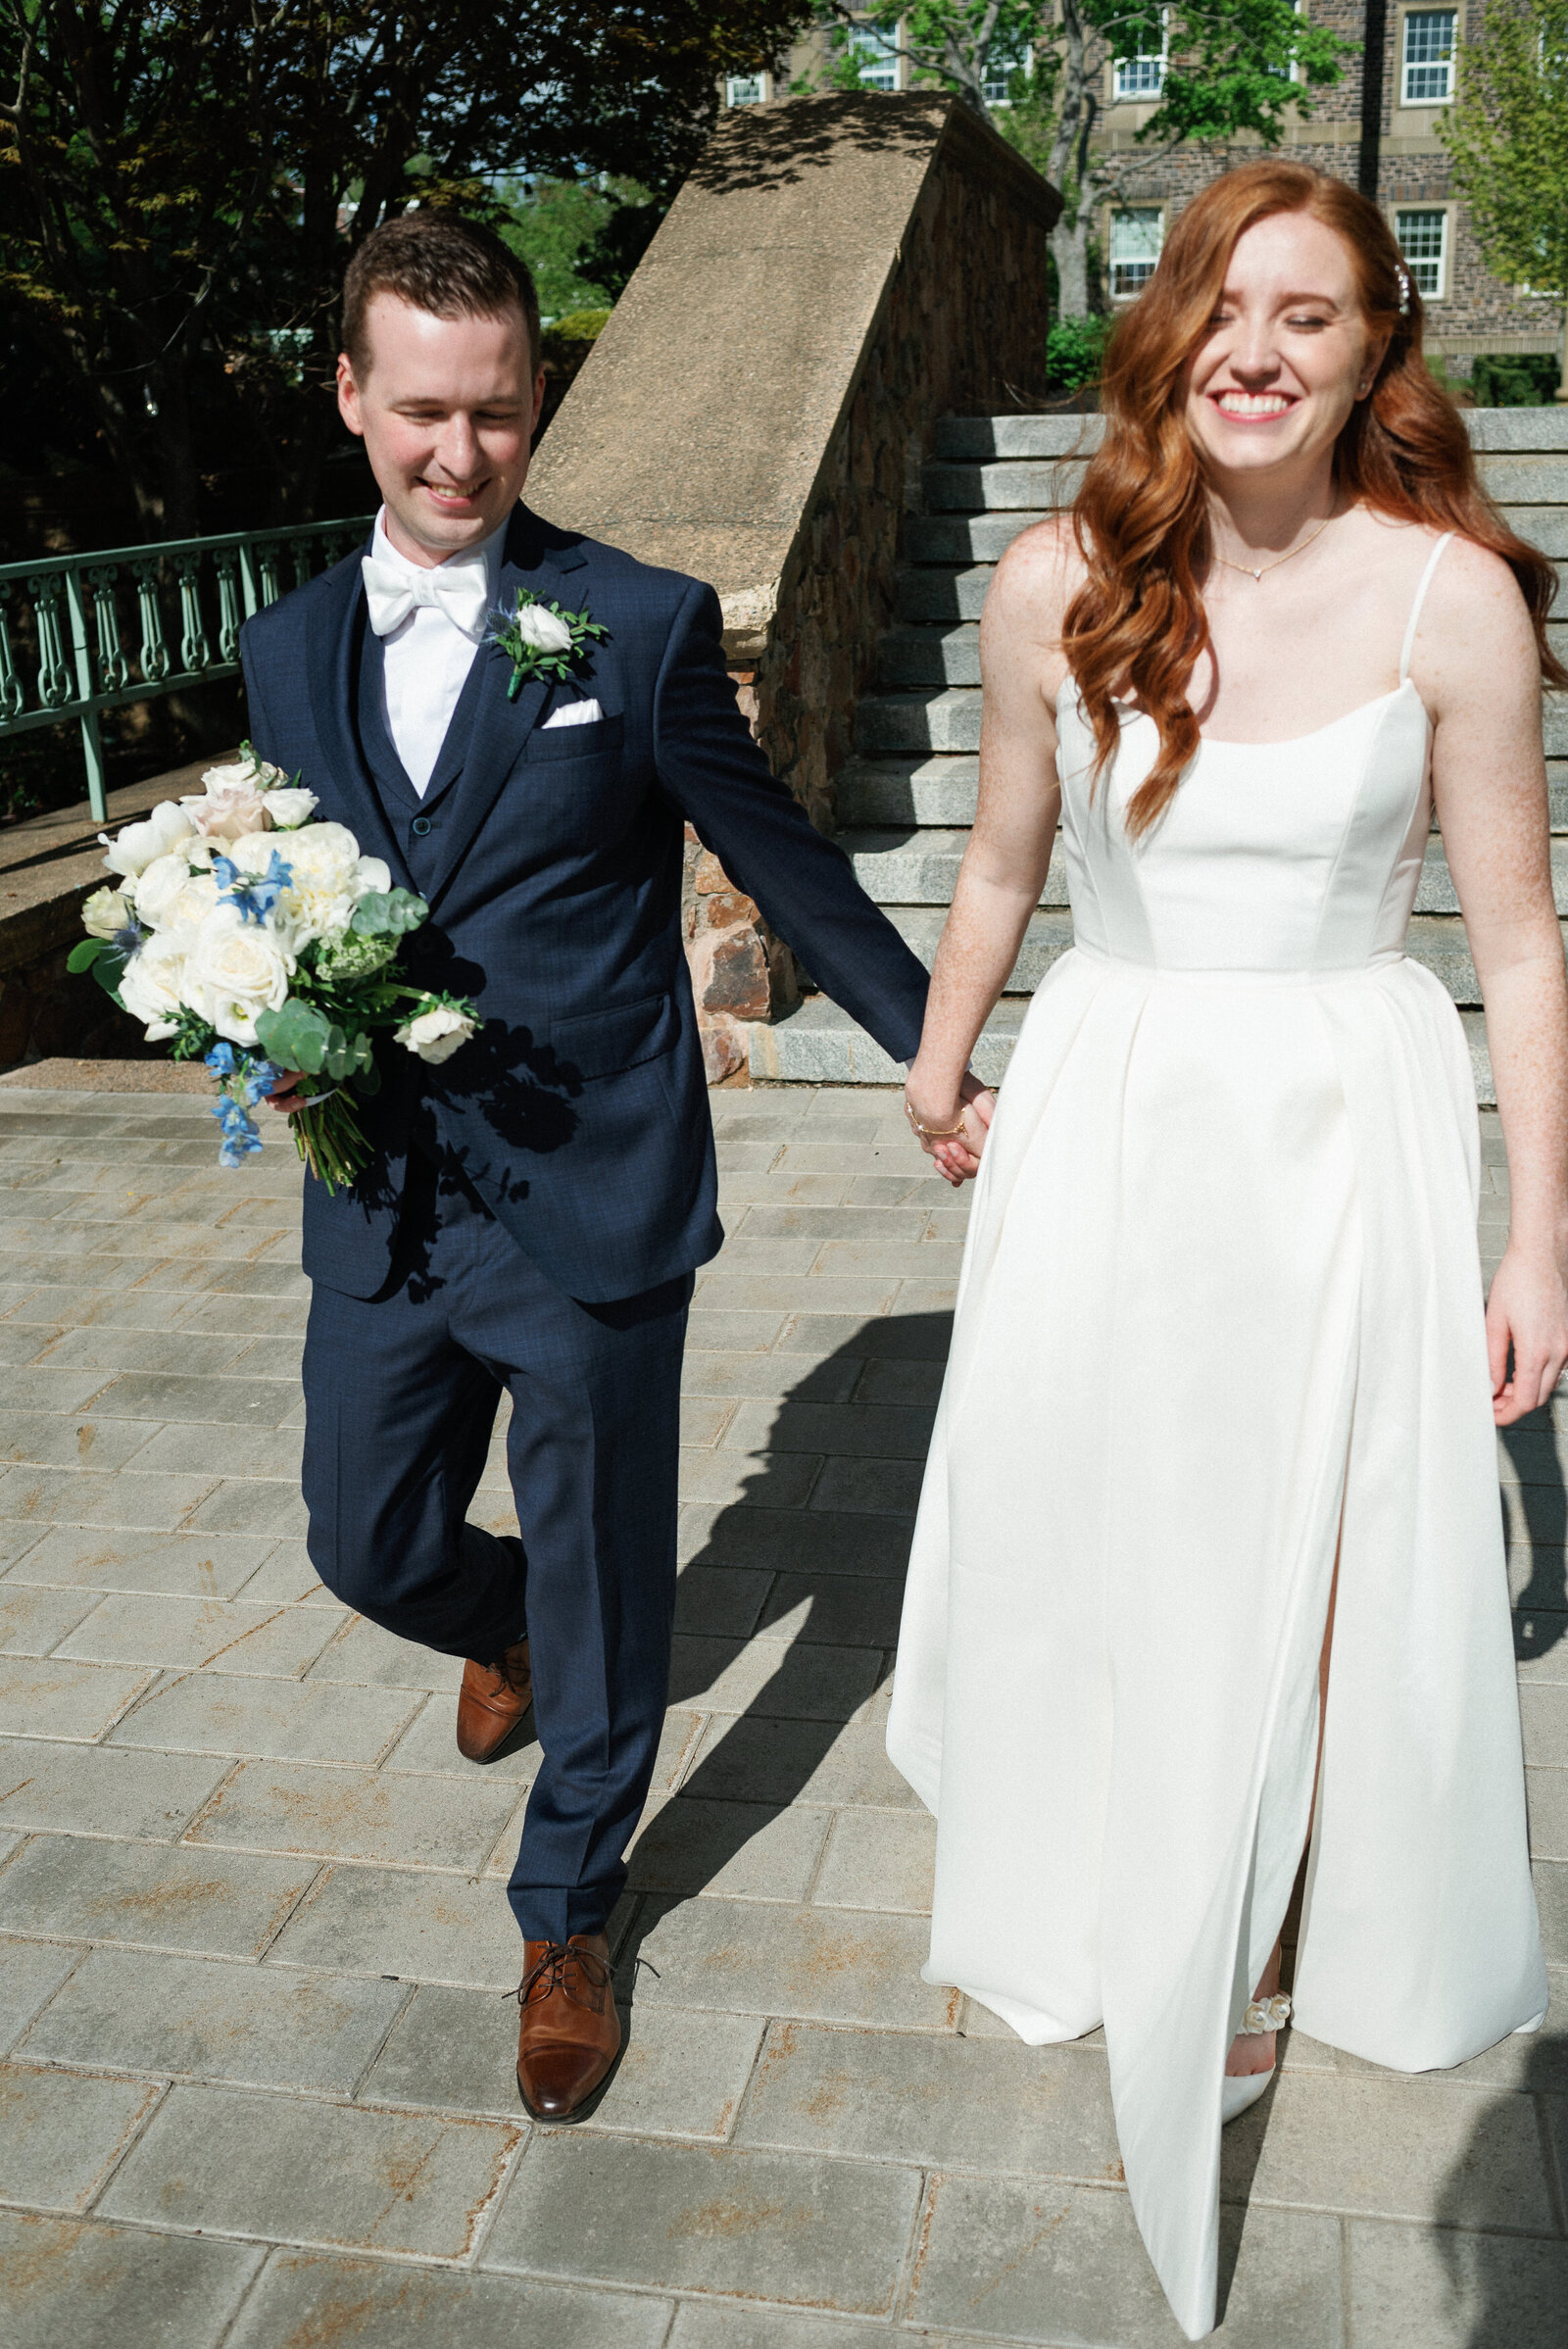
[213,850,294,926]
[211,1093,263,1169]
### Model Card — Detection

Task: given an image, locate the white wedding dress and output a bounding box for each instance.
[886,536,1548,2341]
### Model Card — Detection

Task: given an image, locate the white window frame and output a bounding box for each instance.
[1399,8,1456,105]
[1108,206,1165,301]
[847,21,903,90]
[1394,204,1451,300]
[724,71,771,106]
[982,42,1032,105]
[1114,11,1168,100]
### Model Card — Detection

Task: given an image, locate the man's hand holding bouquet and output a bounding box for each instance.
[74,747,479,1191]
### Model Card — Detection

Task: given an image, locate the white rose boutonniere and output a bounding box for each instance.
[487,589,608,704]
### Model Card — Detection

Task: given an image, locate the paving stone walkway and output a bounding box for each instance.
[0,1074,1563,2349]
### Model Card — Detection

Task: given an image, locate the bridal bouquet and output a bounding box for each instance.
[72,747,479,1193]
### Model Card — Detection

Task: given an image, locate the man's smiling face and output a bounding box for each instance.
[336,293,545,567]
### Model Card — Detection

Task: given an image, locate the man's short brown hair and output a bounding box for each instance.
[342,212,541,376]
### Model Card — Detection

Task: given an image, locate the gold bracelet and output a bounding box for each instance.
[904,1097,968,1141]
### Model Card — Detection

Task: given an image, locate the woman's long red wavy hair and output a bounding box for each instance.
[1064,161,1565,838]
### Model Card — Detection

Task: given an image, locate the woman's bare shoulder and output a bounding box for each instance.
[983,517,1085,700]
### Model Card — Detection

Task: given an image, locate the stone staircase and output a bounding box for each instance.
[751,408,1568,1102]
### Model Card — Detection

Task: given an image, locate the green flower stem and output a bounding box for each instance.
[292,1090,371,1197]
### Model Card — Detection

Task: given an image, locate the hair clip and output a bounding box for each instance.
[1396,264,1411,317]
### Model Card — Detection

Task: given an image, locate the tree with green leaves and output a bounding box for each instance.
[1438,0,1568,398]
[808,0,1350,318]
[0,1,808,538]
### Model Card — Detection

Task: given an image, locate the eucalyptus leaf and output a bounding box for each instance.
[351,889,428,938]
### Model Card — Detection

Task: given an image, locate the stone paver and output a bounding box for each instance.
[0,1081,1561,2343]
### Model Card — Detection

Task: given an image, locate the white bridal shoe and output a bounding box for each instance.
[1221,1992,1292,2124]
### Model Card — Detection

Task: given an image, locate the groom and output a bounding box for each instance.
[240,212,941,2120]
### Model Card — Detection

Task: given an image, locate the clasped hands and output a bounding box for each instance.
[905,1065,997,1187]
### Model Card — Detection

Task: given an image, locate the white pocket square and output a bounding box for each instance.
[541,698,604,730]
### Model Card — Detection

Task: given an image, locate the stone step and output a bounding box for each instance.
[879,622,980,689]
[753,988,1496,1103]
[880,902,1494,1007]
[922,453,1568,515]
[842,827,1568,920]
[751,994,1023,1086]
[924,460,1086,513]
[905,511,1052,563]
[857,688,982,756]
[934,415,1105,461]
[837,752,1568,831]
[898,563,996,623]
[904,506,1568,572]
[895,540,1567,618]
[859,685,1568,759]
[929,408,1568,462]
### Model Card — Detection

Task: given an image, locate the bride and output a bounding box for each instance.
[887,160,1563,2340]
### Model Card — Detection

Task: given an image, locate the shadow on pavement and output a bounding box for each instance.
[616,1307,949,1984]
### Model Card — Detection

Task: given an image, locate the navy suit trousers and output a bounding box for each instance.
[301,1150,691,1941]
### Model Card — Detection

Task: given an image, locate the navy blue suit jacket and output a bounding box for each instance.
[239,505,930,1302]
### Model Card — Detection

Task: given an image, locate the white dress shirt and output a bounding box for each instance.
[367,509,507,798]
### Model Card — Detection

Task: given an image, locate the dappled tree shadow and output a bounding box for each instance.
[688,90,949,199]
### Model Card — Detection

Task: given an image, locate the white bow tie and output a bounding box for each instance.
[361,554,490,642]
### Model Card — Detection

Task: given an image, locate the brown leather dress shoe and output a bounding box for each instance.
[514,1933,620,2121]
[456,1639,532,1762]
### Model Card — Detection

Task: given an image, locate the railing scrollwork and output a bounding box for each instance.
[0,514,372,819]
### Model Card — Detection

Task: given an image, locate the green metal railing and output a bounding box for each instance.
[0,515,374,821]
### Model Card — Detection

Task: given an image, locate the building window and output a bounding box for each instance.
[725,72,768,105]
[1400,9,1456,104]
[1114,13,1168,99]
[1396,206,1448,298]
[848,24,902,89]
[982,46,1030,104]
[1109,208,1164,299]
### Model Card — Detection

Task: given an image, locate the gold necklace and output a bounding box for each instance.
[1211,513,1334,584]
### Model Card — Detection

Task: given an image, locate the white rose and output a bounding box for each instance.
[101,800,194,879]
[131,852,200,932]
[203,751,287,795]
[82,887,130,940]
[183,776,273,839]
[119,926,197,1039]
[264,786,318,830]
[189,905,294,1046]
[170,870,220,929]
[396,1005,476,1065]
[513,603,574,654]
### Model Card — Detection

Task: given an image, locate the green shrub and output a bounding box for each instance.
[1469,352,1562,407]
[1046,315,1112,394]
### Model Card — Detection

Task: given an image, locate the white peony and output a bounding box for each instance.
[263,786,318,829]
[279,823,361,892]
[188,905,294,1046]
[513,602,574,655]
[119,926,198,1040]
[225,833,286,879]
[355,856,391,897]
[81,887,130,940]
[396,1005,476,1064]
[101,800,194,879]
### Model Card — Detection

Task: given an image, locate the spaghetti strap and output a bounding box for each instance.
[1399,532,1455,684]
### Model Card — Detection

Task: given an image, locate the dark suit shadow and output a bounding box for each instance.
[1500,1410,1568,1670]
[1430,2032,1568,2343]
[612,1308,951,2011]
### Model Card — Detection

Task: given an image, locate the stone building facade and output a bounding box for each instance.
[728,9,1564,371]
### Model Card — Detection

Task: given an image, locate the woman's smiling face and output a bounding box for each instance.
[1183,210,1387,485]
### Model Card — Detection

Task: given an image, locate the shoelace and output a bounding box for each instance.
[514,1940,612,2013]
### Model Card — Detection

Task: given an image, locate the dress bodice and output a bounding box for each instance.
[1054,678,1433,977]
